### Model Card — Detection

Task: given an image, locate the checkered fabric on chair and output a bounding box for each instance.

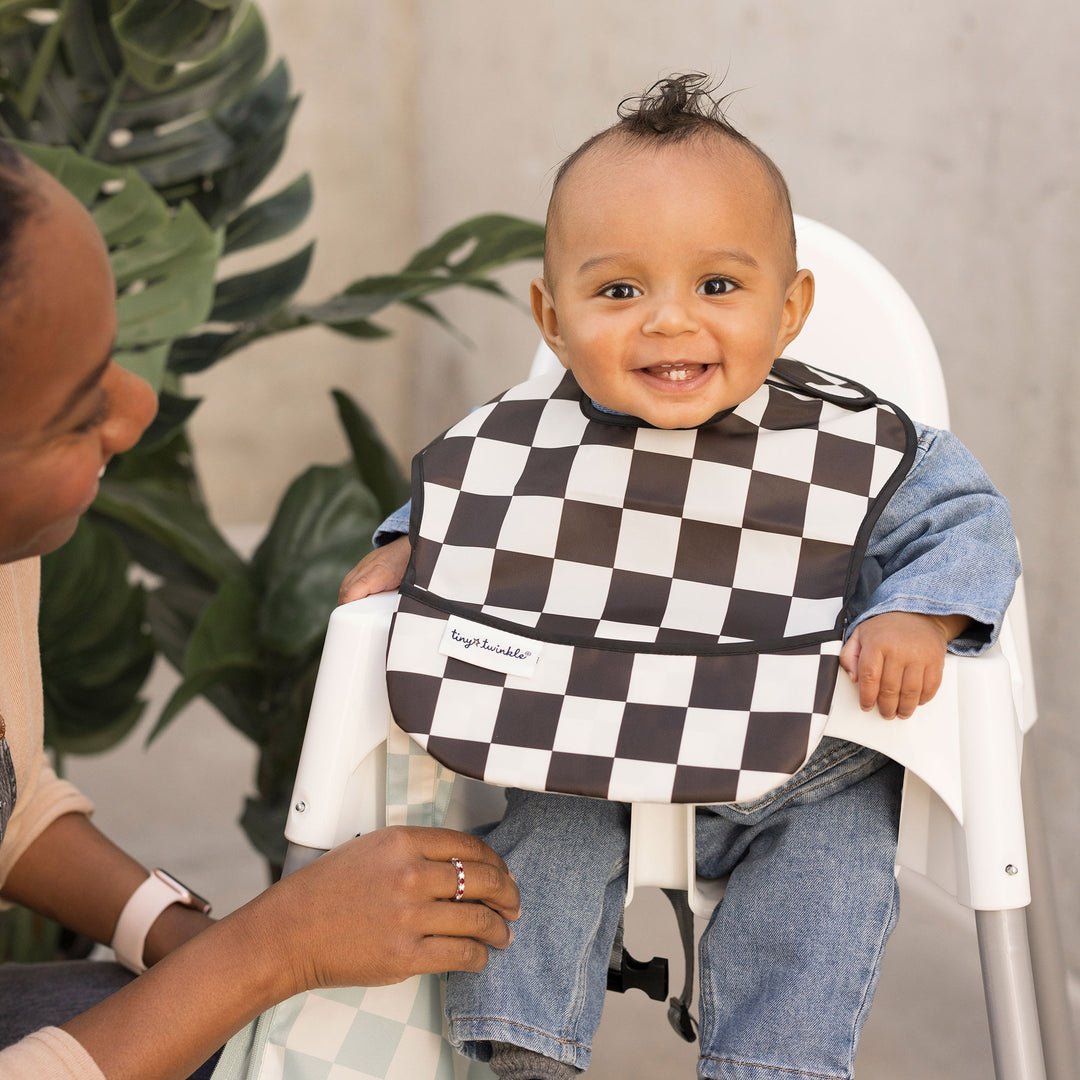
[210,722,492,1080]
[387,358,915,805]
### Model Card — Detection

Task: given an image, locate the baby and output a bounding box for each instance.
[345,75,1019,1080]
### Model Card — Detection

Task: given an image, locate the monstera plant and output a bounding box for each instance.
[0,0,544,905]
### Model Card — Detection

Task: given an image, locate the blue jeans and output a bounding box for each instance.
[445,738,903,1080]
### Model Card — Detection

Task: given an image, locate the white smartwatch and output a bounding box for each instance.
[111,868,211,974]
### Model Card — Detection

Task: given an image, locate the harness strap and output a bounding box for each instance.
[663,888,699,1043]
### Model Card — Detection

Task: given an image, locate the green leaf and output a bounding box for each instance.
[16,144,222,391]
[145,580,212,671]
[39,518,154,757]
[0,906,64,964]
[136,389,202,451]
[112,342,170,389]
[146,579,266,740]
[293,272,503,330]
[166,328,246,374]
[112,5,267,127]
[240,792,289,871]
[224,172,312,253]
[402,295,470,346]
[210,242,313,323]
[252,464,382,656]
[404,213,545,276]
[315,317,391,341]
[111,0,242,90]
[149,572,259,741]
[183,59,296,225]
[293,214,543,339]
[94,477,244,584]
[331,389,409,518]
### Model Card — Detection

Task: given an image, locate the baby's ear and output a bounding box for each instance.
[530,277,570,367]
[776,268,815,353]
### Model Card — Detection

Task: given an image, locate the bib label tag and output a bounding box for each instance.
[440,616,542,677]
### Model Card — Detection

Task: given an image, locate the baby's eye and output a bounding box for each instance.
[601,282,641,300]
[699,277,737,296]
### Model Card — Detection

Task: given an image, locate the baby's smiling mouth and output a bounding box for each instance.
[640,362,711,382]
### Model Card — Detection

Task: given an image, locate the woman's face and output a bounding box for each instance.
[0,167,157,563]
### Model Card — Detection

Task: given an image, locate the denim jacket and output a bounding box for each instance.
[374,421,1020,656]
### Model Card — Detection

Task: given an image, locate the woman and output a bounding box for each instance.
[0,142,519,1080]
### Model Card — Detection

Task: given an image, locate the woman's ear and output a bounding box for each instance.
[530,276,570,367]
[775,268,815,354]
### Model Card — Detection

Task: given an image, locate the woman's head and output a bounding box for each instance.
[0,144,157,563]
[0,141,36,303]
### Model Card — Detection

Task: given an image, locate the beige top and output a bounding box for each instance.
[0,559,105,1080]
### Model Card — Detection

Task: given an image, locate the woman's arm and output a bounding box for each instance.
[60,826,518,1080]
[1,812,211,963]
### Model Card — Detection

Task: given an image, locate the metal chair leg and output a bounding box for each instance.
[976,908,1047,1080]
[1020,750,1079,1080]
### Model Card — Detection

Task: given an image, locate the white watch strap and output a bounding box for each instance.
[111,871,186,974]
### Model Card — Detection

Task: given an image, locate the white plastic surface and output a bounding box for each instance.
[288,214,1035,916]
[285,592,399,849]
[287,594,1032,913]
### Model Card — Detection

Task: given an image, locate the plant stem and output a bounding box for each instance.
[14,0,70,120]
[84,65,129,159]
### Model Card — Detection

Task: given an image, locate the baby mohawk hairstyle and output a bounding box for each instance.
[617,71,740,137]
[548,73,796,271]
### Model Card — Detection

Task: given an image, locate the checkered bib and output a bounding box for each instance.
[387,359,915,805]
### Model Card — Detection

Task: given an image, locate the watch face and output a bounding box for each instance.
[153,868,212,915]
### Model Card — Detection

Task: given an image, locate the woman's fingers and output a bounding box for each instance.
[276,826,520,992]
[406,935,495,976]
[423,892,514,950]
[399,828,520,919]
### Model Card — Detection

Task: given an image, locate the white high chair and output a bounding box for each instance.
[282,217,1075,1080]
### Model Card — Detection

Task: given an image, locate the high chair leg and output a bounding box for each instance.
[282,841,324,878]
[1020,752,1079,1080]
[976,908,1047,1080]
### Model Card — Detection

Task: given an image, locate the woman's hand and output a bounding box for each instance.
[62,826,519,1080]
[261,826,520,997]
[338,536,411,604]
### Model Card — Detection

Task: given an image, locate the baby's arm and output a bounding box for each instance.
[842,425,1019,718]
[338,498,413,603]
[338,536,410,603]
[839,611,970,719]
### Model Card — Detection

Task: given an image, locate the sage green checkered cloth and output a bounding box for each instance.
[212,724,492,1080]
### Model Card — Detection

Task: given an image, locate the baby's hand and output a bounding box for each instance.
[338,536,411,604]
[838,611,969,719]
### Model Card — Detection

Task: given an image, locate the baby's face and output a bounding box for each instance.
[533,138,813,429]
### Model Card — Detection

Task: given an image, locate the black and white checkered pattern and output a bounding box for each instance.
[387,360,914,804]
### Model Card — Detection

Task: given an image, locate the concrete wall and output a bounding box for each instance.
[190,0,1079,983]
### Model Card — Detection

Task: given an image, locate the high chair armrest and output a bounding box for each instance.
[626,648,1031,915]
[290,599,1033,915]
[285,593,400,852]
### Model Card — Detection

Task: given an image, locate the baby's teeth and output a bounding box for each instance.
[657,366,690,381]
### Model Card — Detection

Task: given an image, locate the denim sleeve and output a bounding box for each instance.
[372,500,412,547]
[848,424,1021,656]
